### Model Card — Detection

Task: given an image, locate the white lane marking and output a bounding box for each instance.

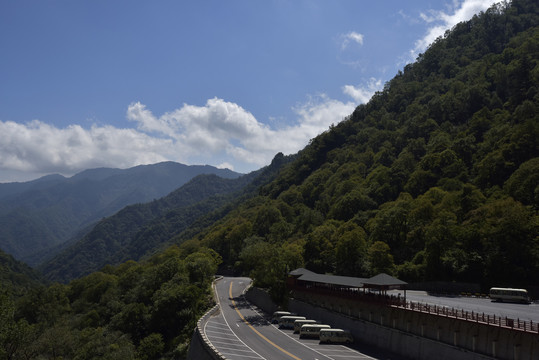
[218,352,263,359]
[204,279,265,360]
[241,297,335,360]
[210,342,261,353]
[243,297,379,360]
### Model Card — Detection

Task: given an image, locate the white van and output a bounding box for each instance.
[319,328,354,344]
[299,324,331,339]
[272,311,292,324]
[279,316,306,329]
[293,319,317,333]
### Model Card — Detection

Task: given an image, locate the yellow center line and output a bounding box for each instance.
[229,281,302,360]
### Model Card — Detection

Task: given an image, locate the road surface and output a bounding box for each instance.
[204,276,405,360]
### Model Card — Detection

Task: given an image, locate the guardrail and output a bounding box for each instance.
[291,285,539,335]
[190,276,227,360]
[194,304,227,360]
[399,301,539,334]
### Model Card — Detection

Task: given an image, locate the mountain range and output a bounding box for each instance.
[0,162,240,266]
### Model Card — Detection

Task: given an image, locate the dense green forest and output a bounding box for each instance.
[1,0,538,358]
[0,250,43,297]
[1,246,221,359]
[40,153,294,283]
[194,0,539,297]
[39,173,252,283]
[1,153,294,359]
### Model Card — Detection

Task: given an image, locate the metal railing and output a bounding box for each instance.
[400,300,539,334]
[291,284,539,334]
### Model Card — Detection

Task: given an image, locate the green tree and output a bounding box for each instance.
[185,248,222,285]
[464,197,539,286]
[335,226,368,276]
[137,333,164,360]
[504,157,539,207]
[303,224,337,273]
[368,241,395,275]
[0,292,34,359]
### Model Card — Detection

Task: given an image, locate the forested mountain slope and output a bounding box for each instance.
[188,0,538,295]
[40,153,295,283]
[0,249,42,296]
[0,155,294,358]
[1,246,222,359]
[0,162,240,266]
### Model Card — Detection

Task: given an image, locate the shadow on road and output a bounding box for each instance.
[229,295,271,327]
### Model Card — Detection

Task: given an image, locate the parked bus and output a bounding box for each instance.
[272,311,292,324]
[279,316,306,329]
[299,324,331,339]
[489,287,530,304]
[319,328,354,344]
[293,319,317,333]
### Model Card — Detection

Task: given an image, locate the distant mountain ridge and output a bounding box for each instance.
[40,153,295,283]
[0,162,241,266]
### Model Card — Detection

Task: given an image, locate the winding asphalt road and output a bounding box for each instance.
[203,277,404,360]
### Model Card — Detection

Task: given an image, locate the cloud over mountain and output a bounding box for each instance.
[0,94,356,182]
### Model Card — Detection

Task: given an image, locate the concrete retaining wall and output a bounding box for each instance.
[244,286,280,315]
[289,299,494,360]
[187,305,226,360]
[245,287,539,360]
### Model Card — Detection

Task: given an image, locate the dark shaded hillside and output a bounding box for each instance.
[0,174,66,200]
[39,174,248,282]
[0,162,240,266]
[187,0,538,297]
[2,246,221,359]
[40,153,294,283]
[0,249,43,297]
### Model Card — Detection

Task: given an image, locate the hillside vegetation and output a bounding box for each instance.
[40,153,294,283]
[0,162,240,266]
[1,246,221,359]
[191,0,538,297]
[1,1,538,359]
[0,249,43,297]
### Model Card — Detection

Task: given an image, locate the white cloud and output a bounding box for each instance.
[1,95,357,182]
[341,31,364,50]
[410,0,500,60]
[343,78,383,104]
[217,162,234,171]
[0,119,173,180]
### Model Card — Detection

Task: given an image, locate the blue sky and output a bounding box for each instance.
[0,0,500,182]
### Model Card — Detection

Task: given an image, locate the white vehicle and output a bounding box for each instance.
[299,324,331,339]
[293,319,317,333]
[279,316,306,329]
[272,311,292,324]
[319,328,354,344]
[489,287,530,304]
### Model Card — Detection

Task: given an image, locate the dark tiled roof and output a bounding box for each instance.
[297,271,367,287]
[288,267,315,277]
[289,269,407,288]
[362,273,407,286]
